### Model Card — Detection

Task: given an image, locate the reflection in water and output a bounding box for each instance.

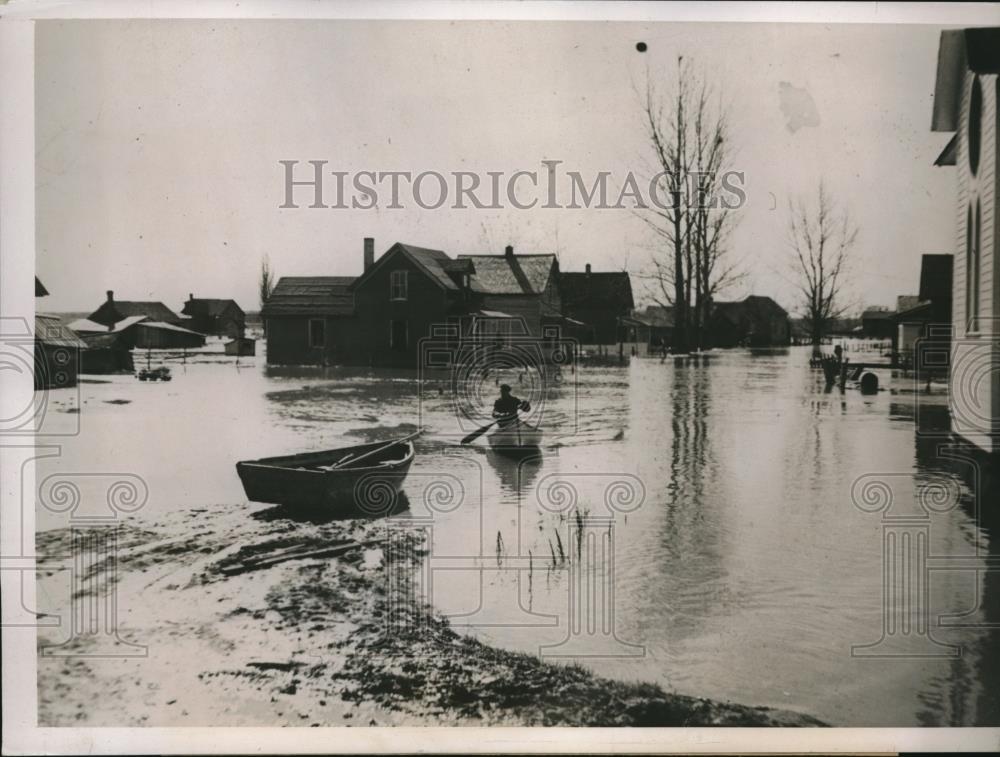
[37,349,1000,725]
[482,448,543,496]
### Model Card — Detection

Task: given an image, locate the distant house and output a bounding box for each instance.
[87,291,181,328]
[263,239,632,367]
[260,276,357,365]
[35,313,86,390]
[860,308,896,339]
[625,305,675,351]
[708,296,790,348]
[70,315,205,353]
[558,264,635,345]
[892,255,953,373]
[931,27,999,453]
[457,246,562,342]
[350,242,477,368]
[181,295,245,338]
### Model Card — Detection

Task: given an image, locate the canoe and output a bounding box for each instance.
[487,421,543,452]
[235,438,415,513]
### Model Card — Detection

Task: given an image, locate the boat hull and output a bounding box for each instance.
[236,439,414,514]
[487,422,543,451]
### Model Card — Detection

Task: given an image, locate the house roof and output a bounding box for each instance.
[559,271,635,311]
[919,254,953,302]
[896,295,921,313]
[261,276,356,317]
[137,321,206,336]
[35,277,49,297]
[861,308,894,320]
[935,133,958,166]
[932,28,1000,133]
[457,254,557,295]
[70,315,148,334]
[712,296,789,325]
[35,313,87,349]
[181,298,243,317]
[634,305,675,328]
[348,242,460,292]
[92,300,179,324]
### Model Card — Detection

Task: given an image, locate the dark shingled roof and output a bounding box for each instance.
[89,300,180,326]
[861,308,894,321]
[559,271,635,311]
[457,254,557,295]
[896,295,921,314]
[181,298,244,317]
[919,254,953,303]
[261,276,356,316]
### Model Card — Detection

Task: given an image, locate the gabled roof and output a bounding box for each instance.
[70,315,148,334]
[457,254,557,295]
[896,295,921,313]
[182,298,244,317]
[262,276,356,317]
[90,300,179,324]
[932,28,1000,133]
[919,254,953,302]
[35,313,87,348]
[349,243,460,292]
[560,271,634,311]
[35,277,49,297]
[712,296,789,324]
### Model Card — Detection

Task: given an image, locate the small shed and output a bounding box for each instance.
[35,313,86,389]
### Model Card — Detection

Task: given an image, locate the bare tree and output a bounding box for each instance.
[787,181,858,347]
[259,254,275,308]
[639,58,742,353]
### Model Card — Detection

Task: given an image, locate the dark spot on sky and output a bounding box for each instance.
[636,42,647,53]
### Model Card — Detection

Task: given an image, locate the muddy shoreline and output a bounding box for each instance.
[36,504,823,727]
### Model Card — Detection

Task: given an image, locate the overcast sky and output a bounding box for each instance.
[35,19,956,314]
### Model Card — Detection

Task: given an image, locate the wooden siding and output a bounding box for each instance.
[351,247,452,368]
[952,70,999,452]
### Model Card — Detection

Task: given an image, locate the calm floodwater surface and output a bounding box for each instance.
[36,346,1000,726]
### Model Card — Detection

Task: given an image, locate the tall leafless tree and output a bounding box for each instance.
[639,58,742,353]
[259,254,275,308]
[787,181,858,347]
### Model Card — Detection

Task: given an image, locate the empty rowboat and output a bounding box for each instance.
[235,437,415,513]
[487,421,543,452]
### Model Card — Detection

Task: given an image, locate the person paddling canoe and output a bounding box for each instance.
[493,384,530,429]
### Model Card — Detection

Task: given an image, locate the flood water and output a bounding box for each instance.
[35,346,1000,726]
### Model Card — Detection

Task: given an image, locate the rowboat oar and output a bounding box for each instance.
[460,420,497,445]
[331,429,423,469]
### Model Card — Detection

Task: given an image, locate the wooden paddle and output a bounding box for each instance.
[460,419,502,445]
[331,429,423,469]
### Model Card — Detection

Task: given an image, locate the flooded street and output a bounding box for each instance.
[36,347,1000,726]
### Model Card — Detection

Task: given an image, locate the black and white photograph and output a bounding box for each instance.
[2,1,999,753]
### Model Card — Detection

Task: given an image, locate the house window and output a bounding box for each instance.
[390,320,408,351]
[390,270,408,301]
[968,76,982,177]
[309,318,325,348]
[966,200,981,333]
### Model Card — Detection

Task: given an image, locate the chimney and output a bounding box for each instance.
[585,263,591,276]
[364,237,375,271]
[189,293,194,301]
[505,244,513,258]
[106,290,114,302]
